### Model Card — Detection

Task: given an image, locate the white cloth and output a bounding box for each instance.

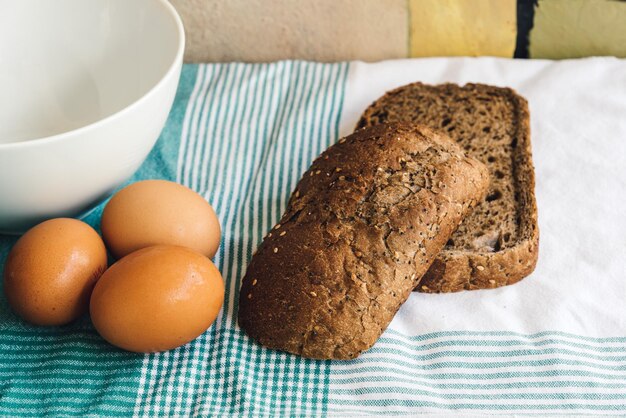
[339,57,626,337]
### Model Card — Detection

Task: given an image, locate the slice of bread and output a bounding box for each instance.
[238,124,489,359]
[356,83,538,293]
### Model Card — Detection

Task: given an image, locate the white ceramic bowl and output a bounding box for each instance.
[0,0,184,233]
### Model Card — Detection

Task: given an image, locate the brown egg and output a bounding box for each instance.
[3,218,107,326]
[101,180,221,259]
[90,245,224,352]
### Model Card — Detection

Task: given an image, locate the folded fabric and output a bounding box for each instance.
[0,57,625,416]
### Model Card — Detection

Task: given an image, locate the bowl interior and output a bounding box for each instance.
[0,0,181,144]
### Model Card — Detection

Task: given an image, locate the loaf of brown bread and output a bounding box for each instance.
[238,124,489,359]
[356,83,539,293]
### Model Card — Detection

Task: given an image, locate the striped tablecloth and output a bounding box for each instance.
[1,58,625,416]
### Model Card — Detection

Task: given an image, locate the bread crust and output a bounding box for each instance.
[238,124,489,359]
[357,83,539,293]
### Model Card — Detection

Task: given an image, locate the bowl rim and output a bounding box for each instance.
[0,0,185,151]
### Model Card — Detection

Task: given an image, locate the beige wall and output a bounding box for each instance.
[171,0,408,63]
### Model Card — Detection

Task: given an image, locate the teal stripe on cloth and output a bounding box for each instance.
[327,331,626,415]
[0,62,349,416]
[0,64,199,417]
[132,61,349,417]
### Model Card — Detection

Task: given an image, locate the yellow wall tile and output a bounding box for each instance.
[530,0,626,59]
[409,0,516,57]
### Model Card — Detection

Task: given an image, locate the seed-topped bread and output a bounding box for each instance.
[356,83,539,293]
[238,124,489,359]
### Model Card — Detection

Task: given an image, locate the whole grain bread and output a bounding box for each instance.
[238,124,489,359]
[356,83,539,293]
